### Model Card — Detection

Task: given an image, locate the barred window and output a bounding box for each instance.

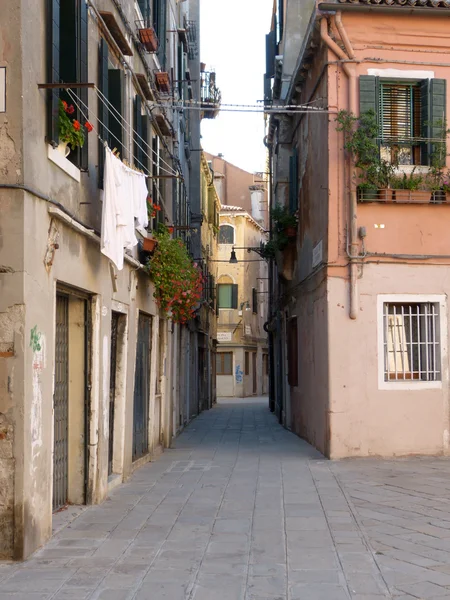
[383,303,440,382]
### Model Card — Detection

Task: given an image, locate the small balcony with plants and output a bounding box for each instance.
[336,109,450,204]
[200,67,221,120]
[261,203,298,281]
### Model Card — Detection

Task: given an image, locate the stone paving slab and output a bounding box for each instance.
[2,397,450,598]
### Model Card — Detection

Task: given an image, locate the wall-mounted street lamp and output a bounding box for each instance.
[229,245,268,263]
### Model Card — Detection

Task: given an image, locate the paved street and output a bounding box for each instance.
[2,397,450,599]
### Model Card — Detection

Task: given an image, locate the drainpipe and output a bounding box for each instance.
[320,15,359,320]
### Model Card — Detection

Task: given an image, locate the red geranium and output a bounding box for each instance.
[85,121,93,133]
[73,120,81,131]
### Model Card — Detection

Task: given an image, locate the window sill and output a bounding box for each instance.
[48,144,81,182]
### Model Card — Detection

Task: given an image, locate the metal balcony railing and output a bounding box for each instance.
[200,71,221,120]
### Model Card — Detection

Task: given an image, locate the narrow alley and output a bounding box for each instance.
[1,398,450,599]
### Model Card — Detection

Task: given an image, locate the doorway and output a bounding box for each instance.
[133,313,152,461]
[53,291,90,511]
[252,351,257,394]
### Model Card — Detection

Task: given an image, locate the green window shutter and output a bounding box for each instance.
[231,284,238,309]
[252,288,257,314]
[142,115,149,174]
[46,0,60,146]
[266,30,276,79]
[218,284,230,309]
[108,69,124,156]
[137,0,151,26]
[155,0,167,69]
[79,0,89,171]
[422,78,447,167]
[98,38,109,188]
[359,75,380,117]
[134,95,143,170]
[431,79,447,167]
[289,147,298,214]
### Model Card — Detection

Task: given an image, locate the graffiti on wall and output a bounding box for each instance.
[235,365,243,384]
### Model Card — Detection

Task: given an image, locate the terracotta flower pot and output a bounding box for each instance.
[143,237,157,253]
[138,27,158,52]
[285,226,297,238]
[155,72,170,94]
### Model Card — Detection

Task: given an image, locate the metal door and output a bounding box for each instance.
[253,352,257,394]
[53,294,69,510]
[108,312,119,475]
[133,314,151,461]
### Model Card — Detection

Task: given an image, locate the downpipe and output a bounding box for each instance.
[320,15,359,320]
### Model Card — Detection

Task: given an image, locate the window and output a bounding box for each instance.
[383,302,440,382]
[245,352,249,375]
[137,0,167,67]
[217,352,233,375]
[360,76,447,166]
[252,288,258,314]
[287,317,298,387]
[47,0,88,170]
[219,225,234,244]
[217,283,238,309]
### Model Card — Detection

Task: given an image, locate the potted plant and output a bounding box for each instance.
[145,225,204,324]
[271,203,298,245]
[58,99,92,154]
[336,109,394,201]
[427,119,450,203]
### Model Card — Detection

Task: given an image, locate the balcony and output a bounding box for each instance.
[200,70,221,120]
[358,188,450,204]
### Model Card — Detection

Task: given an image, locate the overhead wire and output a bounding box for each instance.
[95,86,178,176]
[66,87,173,218]
[66,87,178,178]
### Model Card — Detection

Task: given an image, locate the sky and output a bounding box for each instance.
[200,0,274,175]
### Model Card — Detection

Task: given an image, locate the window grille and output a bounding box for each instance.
[383,303,440,382]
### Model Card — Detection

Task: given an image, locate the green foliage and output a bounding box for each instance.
[269,203,298,253]
[145,225,203,324]
[389,168,423,191]
[428,118,450,191]
[335,109,394,189]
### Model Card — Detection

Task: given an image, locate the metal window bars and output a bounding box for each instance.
[383,302,440,382]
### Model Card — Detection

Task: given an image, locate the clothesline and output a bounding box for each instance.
[66,88,178,178]
[66,88,172,229]
[95,86,178,176]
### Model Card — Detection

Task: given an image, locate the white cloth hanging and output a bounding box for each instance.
[101,146,150,270]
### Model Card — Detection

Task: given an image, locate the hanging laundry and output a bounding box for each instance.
[101,146,150,270]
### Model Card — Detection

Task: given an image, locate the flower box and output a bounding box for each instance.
[138,26,158,52]
[155,72,170,94]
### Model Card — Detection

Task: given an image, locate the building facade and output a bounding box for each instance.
[266,0,450,458]
[216,206,269,398]
[0,0,220,559]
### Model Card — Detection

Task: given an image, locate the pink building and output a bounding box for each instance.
[266,0,450,457]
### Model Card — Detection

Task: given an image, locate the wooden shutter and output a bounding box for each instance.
[98,38,109,188]
[46,0,60,146]
[359,75,380,117]
[108,69,124,156]
[155,0,167,69]
[252,288,257,314]
[380,84,412,144]
[142,115,149,174]
[289,147,298,213]
[231,284,238,309]
[421,78,447,166]
[266,31,276,79]
[287,317,298,387]
[133,95,142,169]
[79,0,89,171]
